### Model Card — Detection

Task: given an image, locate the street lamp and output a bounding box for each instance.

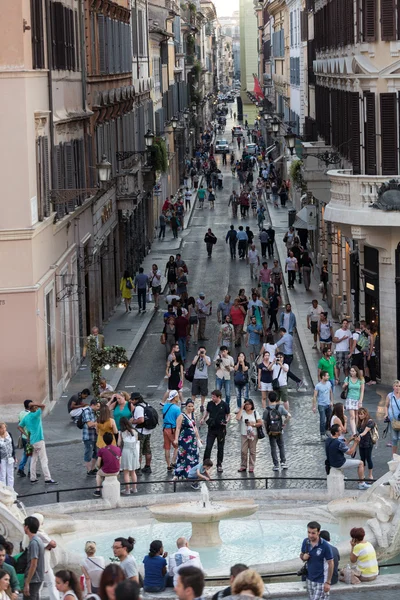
[272,117,280,136]
[144,130,154,147]
[171,116,179,129]
[96,155,112,183]
[284,128,296,155]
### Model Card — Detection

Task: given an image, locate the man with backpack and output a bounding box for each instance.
[263,391,290,471]
[131,392,159,474]
[67,388,90,422]
[81,398,101,476]
[349,321,369,377]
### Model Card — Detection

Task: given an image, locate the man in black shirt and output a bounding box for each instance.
[320,530,340,585]
[200,390,230,473]
[211,563,248,600]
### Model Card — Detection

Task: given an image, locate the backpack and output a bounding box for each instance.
[14,549,28,574]
[126,278,133,290]
[355,331,369,353]
[141,403,159,430]
[265,406,283,436]
[185,363,196,382]
[76,408,89,430]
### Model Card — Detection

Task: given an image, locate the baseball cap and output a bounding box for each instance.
[199,292,205,297]
[168,390,179,402]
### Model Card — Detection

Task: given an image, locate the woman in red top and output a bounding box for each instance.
[230,297,247,347]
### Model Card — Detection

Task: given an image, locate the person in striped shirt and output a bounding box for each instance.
[340,527,378,583]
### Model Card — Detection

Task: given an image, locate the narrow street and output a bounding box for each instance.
[14,117,393,508]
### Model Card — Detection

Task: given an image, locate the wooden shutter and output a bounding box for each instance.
[74,11,79,71]
[300,11,308,41]
[363,0,376,41]
[132,4,138,56]
[380,93,398,175]
[364,92,377,175]
[42,136,50,216]
[138,10,144,56]
[350,92,361,174]
[98,15,106,74]
[31,0,45,69]
[381,0,396,40]
[90,12,96,73]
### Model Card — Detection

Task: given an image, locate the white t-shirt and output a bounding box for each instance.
[184,191,192,202]
[308,305,324,322]
[165,294,181,304]
[82,556,106,588]
[248,249,259,264]
[239,409,261,435]
[168,547,203,586]
[352,331,361,354]
[272,363,289,386]
[132,404,152,435]
[334,328,352,352]
[285,257,297,271]
[248,299,263,312]
[262,343,277,362]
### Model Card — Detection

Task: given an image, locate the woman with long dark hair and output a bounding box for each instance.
[98,565,125,600]
[173,399,201,480]
[142,540,168,593]
[118,417,139,494]
[356,407,375,481]
[330,402,347,437]
[55,571,83,600]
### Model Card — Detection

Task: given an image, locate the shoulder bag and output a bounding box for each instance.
[255,411,266,440]
[390,394,400,431]
[340,377,349,400]
[272,367,282,391]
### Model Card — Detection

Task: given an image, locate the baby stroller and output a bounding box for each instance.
[249,353,261,391]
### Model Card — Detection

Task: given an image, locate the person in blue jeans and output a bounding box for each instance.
[215,346,234,408]
[143,540,169,592]
[312,371,334,441]
[187,458,213,490]
[17,400,33,477]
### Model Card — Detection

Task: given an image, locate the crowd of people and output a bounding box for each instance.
[0,516,379,600]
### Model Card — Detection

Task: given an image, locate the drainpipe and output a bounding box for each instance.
[78,0,87,112]
[44,0,56,189]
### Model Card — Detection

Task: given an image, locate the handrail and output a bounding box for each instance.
[16,476,373,502]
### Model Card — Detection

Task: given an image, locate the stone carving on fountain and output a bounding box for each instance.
[0,483,26,547]
[327,455,400,561]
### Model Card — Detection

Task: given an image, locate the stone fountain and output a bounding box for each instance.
[148,483,258,547]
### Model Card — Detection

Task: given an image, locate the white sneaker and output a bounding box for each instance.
[358,482,369,490]
[281,463,288,469]
[234,407,240,414]
[273,466,280,471]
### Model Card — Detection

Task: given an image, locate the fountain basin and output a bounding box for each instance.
[148,499,258,546]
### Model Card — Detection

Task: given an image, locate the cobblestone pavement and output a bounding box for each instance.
[15,121,393,507]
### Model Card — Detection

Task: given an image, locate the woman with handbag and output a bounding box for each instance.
[167,353,184,404]
[356,408,375,482]
[384,380,400,456]
[236,399,263,473]
[257,351,274,409]
[234,352,250,412]
[173,399,201,480]
[118,417,139,495]
[163,317,177,358]
[120,270,134,313]
[341,366,364,435]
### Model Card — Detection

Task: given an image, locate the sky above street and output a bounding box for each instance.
[214,0,239,17]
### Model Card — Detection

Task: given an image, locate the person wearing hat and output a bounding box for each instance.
[131,393,153,474]
[162,391,182,471]
[196,293,211,341]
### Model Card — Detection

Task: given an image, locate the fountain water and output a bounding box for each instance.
[148,484,258,547]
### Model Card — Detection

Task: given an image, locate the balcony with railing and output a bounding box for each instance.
[324,169,400,228]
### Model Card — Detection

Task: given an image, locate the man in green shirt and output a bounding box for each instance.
[317,347,337,391]
[0,545,19,598]
[197,185,206,208]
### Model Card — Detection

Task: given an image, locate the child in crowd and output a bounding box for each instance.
[187,459,213,490]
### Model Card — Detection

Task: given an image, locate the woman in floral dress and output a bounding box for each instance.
[172,400,201,479]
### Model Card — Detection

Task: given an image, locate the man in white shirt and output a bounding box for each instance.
[184,188,192,209]
[271,352,290,410]
[247,244,260,279]
[285,251,298,289]
[333,319,352,381]
[215,346,235,408]
[131,393,153,474]
[307,299,324,349]
[168,537,203,587]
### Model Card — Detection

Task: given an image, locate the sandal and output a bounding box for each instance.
[238,468,246,472]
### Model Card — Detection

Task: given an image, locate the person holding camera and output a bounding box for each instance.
[200,390,230,473]
[236,399,263,473]
[191,347,211,413]
[271,353,290,410]
[299,521,334,600]
[215,346,235,408]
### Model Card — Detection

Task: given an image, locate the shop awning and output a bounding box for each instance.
[293,206,309,229]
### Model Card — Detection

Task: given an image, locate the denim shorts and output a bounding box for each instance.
[83,440,97,462]
[391,427,400,446]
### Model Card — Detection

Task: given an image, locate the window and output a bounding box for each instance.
[54,139,86,216]
[36,136,50,220]
[31,0,45,69]
[153,57,160,91]
[272,29,284,57]
[50,2,76,71]
[290,57,300,85]
[98,15,131,74]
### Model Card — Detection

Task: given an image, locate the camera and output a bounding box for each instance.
[245,419,249,424]
[216,359,222,368]
[297,563,308,577]
[384,416,390,423]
